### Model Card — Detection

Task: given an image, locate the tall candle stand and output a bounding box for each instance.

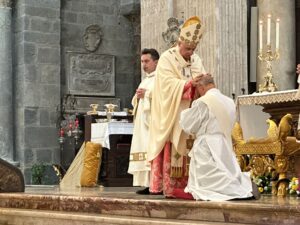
[258,15,280,93]
[258,45,279,92]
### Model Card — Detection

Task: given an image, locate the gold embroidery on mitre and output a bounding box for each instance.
[179,16,203,46]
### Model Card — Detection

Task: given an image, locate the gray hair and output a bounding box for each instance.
[198,73,215,86]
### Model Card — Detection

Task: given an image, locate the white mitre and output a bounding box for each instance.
[179,16,204,47]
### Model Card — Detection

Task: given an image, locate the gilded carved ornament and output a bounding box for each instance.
[232,113,300,197]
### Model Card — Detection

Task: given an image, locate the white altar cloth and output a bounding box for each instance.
[236,89,299,140]
[91,122,133,149]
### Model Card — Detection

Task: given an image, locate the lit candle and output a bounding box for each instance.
[60,128,64,137]
[75,118,79,128]
[267,14,271,45]
[259,20,263,51]
[276,18,280,50]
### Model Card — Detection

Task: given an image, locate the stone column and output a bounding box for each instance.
[257,0,295,91]
[141,0,248,97]
[0,0,14,164]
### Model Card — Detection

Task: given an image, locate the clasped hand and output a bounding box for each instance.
[136,88,146,99]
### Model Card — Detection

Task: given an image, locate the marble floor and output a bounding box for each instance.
[0,186,300,225]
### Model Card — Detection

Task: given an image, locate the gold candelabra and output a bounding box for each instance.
[258,45,279,92]
[258,15,280,93]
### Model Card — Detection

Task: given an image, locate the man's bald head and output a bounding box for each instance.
[198,74,215,86]
[196,74,215,96]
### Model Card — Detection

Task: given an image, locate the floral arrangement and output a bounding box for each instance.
[253,175,299,195]
[288,177,299,195]
[253,175,272,194]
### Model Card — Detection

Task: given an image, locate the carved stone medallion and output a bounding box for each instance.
[82,24,102,52]
[162,17,180,48]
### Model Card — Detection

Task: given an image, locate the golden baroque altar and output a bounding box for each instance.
[233,90,300,197]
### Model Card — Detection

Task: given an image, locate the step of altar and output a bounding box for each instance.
[0,207,251,225]
[0,186,299,225]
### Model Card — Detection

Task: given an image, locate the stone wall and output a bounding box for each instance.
[12,0,139,183]
[13,0,61,183]
[141,0,248,97]
[61,0,139,109]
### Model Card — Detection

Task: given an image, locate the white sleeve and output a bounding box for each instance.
[179,100,208,134]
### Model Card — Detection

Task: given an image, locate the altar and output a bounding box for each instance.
[234,89,300,196]
[90,121,134,149]
[84,113,134,187]
[236,89,300,139]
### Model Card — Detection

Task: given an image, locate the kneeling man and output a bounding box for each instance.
[177,74,259,201]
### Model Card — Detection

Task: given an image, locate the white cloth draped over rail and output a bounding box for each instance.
[91,122,133,149]
[180,88,253,201]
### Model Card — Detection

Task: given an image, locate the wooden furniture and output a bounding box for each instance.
[84,114,133,187]
[84,114,133,142]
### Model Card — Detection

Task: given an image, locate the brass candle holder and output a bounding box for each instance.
[104,103,117,121]
[258,15,280,93]
[258,45,279,93]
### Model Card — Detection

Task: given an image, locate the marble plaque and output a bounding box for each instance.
[66,52,115,96]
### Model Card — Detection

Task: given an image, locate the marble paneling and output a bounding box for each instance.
[0,207,232,225]
[0,186,299,225]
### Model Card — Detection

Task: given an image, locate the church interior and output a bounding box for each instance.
[0,0,300,224]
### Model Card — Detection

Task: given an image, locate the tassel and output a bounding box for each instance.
[171,166,183,178]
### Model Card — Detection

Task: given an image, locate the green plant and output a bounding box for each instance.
[31,164,46,185]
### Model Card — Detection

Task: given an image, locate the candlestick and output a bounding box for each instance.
[60,128,64,137]
[258,14,280,93]
[276,18,280,50]
[259,20,263,51]
[267,14,271,45]
[75,118,79,128]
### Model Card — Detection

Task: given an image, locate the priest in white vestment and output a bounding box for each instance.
[128,48,159,194]
[177,74,258,201]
